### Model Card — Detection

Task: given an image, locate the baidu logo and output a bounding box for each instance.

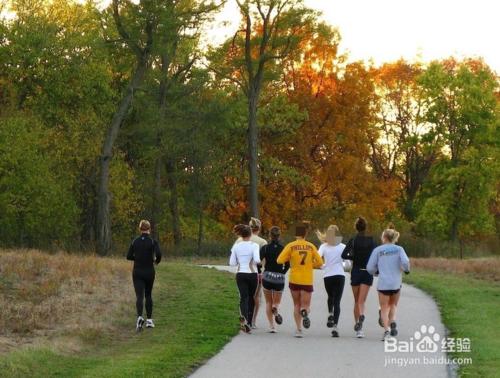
[385,324,440,353]
[384,324,473,367]
[385,324,471,354]
[414,325,440,353]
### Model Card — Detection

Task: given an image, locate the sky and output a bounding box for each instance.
[208,0,500,73]
[4,0,498,72]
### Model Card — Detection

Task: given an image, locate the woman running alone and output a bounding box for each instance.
[316,225,346,337]
[277,224,323,338]
[367,228,410,341]
[230,224,261,333]
[260,226,289,333]
[341,217,376,338]
[126,220,162,332]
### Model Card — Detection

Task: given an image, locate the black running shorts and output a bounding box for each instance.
[378,288,401,296]
[350,268,373,286]
[262,280,285,292]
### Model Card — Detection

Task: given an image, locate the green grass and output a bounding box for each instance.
[0,263,239,377]
[404,270,500,377]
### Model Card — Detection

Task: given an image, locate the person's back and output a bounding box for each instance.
[236,234,267,247]
[128,234,161,271]
[343,234,376,269]
[261,240,288,274]
[367,244,410,290]
[126,220,161,331]
[278,239,322,285]
[319,242,346,277]
[230,241,260,273]
[367,228,410,341]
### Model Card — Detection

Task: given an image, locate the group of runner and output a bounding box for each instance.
[125,216,410,341]
[229,217,410,341]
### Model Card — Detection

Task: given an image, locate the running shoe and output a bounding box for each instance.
[300,309,311,329]
[327,314,335,328]
[239,316,251,334]
[146,319,155,328]
[356,330,364,338]
[331,324,339,338]
[269,327,277,334]
[382,330,390,341]
[272,307,283,325]
[354,314,365,331]
[390,321,398,336]
[294,330,303,338]
[378,310,384,328]
[136,316,145,332]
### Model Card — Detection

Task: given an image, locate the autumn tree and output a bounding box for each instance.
[210,0,317,218]
[258,25,399,229]
[370,60,441,220]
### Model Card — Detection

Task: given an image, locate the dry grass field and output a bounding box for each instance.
[0,249,132,354]
[411,257,500,281]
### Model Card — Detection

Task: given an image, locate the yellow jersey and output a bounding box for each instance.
[277,239,322,285]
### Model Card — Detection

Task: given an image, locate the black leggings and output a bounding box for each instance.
[236,272,258,324]
[133,269,155,318]
[324,275,345,324]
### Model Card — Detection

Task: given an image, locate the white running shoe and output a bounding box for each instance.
[146,319,155,328]
[294,330,303,338]
[136,316,145,332]
[269,327,277,333]
[356,330,365,338]
[382,330,391,342]
[331,324,339,338]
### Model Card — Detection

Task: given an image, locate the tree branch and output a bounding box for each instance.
[112,0,143,57]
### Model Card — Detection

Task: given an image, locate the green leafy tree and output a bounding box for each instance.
[416,59,499,245]
[0,115,78,247]
[0,0,125,248]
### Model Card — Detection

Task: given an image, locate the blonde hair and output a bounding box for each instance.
[316,225,341,245]
[382,228,400,243]
[249,217,262,232]
[139,219,151,232]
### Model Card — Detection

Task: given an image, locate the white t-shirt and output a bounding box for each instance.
[318,242,346,277]
[236,234,268,248]
[229,241,261,273]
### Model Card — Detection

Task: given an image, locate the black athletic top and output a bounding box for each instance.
[260,241,290,274]
[127,233,162,271]
[341,233,376,270]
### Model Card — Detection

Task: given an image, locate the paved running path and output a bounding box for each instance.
[191,266,450,378]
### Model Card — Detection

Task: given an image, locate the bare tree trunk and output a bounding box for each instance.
[151,53,170,240]
[247,88,259,218]
[197,202,204,255]
[151,154,162,239]
[96,58,148,256]
[166,159,182,246]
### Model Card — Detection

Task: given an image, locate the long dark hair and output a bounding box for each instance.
[233,224,252,238]
[355,217,367,232]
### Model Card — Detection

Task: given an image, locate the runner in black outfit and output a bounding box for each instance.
[260,226,290,333]
[341,217,376,338]
[127,220,162,332]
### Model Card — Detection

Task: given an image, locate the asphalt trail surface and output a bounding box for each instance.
[192,266,449,378]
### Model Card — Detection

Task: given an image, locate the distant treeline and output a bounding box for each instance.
[0,1,498,256]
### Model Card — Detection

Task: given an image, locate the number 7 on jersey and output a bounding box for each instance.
[299,251,307,265]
